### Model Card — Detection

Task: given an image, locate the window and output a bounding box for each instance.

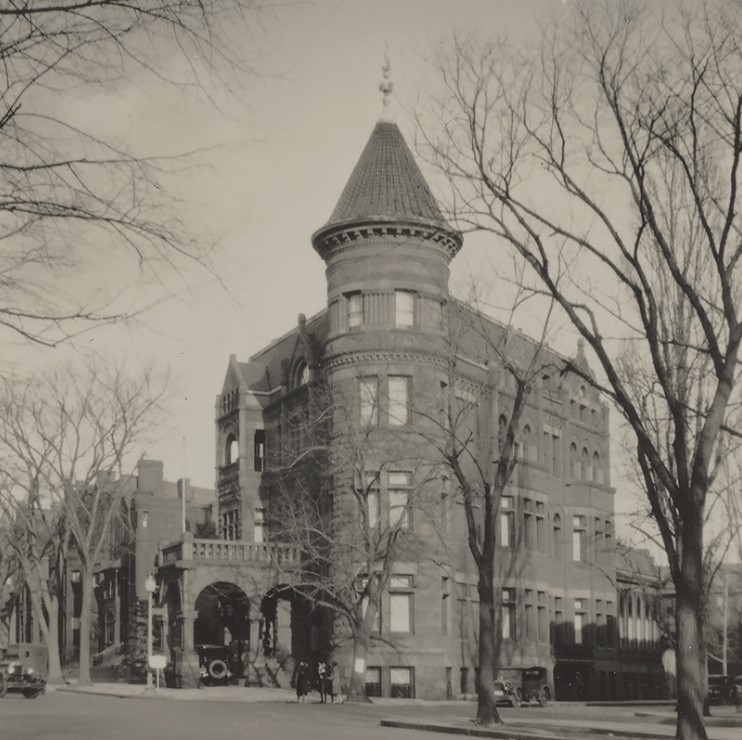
[361,471,380,528]
[460,667,470,695]
[254,508,265,543]
[141,510,149,529]
[254,429,265,472]
[389,575,414,633]
[294,361,309,387]
[604,519,613,556]
[581,447,590,480]
[536,502,546,553]
[537,592,547,642]
[522,424,534,461]
[348,292,363,328]
[359,377,378,426]
[574,599,586,644]
[569,442,577,478]
[594,518,603,562]
[388,376,410,426]
[500,496,514,547]
[553,597,564,645]
[390,667,414,698]
[226,434,238,465]
[523,500,534,550]
[596,599,605,646]
[502,588,516,639]
[366,667,382,697]
[395,291,415,328]
[593,451,602,483]
[572,515,585,561]
[389,472,412,530]
[552,434,560,475]
[525,589,535,639]
[553,513,562,559]
[441,577,450,635]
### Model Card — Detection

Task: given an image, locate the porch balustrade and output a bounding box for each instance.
[160,538,300,567]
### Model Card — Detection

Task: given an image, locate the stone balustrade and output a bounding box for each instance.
[160,538,300,567]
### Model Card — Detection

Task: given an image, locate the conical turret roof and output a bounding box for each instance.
[323,121,451,230]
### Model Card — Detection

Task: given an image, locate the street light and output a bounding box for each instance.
[145,573,156,690]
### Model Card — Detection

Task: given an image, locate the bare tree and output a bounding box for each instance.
[267,376,438,702]
[421,2,742,737]
[413,293,558,725]
[0,360,168,685]
[0,1,268,347]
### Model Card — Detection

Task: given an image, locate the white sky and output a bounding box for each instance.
[10,0,657,545]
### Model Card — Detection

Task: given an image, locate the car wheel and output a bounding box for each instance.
[207,659,229,682]
[23,688,42,699]
[510,688,522,708]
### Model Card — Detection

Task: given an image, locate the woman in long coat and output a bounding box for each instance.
[329,661,342,704]
[296,661,310,702]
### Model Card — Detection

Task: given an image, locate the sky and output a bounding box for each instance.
[6,0,654,543]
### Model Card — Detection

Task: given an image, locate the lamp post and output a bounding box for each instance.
[145,573,156,690]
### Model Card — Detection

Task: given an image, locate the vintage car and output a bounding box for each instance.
[520,666,551,707]
[493,678,522,707]
[197,645,231,686]
[0,656,46,699]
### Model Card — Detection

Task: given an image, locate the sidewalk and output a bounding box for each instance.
[53,681,294,703]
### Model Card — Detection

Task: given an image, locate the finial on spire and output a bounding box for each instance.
[378,46,394,122]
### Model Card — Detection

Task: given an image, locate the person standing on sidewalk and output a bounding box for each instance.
[296,661,310,702]
[328,661,342,704]
[317,660,327,704]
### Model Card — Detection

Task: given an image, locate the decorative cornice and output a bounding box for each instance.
[324,348,450,371]
[312,218,462,262]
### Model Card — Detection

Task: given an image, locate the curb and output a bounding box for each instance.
[380,719,671,740]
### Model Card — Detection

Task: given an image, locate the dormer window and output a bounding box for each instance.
[348,292,363,329]
[294,360,309,388]
[395,291,415,328]
[226,433,239,465]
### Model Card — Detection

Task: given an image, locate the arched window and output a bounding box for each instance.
[225,433,239,465]
[553,513,562,559]
[593,451,602,483]
[569,442,577,478]
[522,424,533,461]
[294,360,309,388]
[581,447,590,480]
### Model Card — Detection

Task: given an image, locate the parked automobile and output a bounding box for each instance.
[197,645,231,686]
[493,678,522,708]
[708,675,735,705]
[520,666,551,707]
[0,656,46,699]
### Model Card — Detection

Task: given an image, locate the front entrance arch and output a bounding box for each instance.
[193,582,250,680]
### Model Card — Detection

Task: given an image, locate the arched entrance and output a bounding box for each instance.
[194,582,250,680]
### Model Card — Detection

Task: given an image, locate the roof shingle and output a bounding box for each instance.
[323,121,450,229]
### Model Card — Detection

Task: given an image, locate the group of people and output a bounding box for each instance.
[295,660,342,704]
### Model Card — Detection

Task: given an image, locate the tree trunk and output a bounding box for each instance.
[675,515,707,740]
[44,596,64,685]
[476,561,502,725]
[28,583,64,684]
[76,569,95,686]
[346,622,372,702]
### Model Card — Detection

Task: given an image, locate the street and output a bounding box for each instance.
[2,690,742,740]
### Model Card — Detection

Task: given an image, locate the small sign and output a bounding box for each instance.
[354,658,365,673]
[149,655,167,670]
